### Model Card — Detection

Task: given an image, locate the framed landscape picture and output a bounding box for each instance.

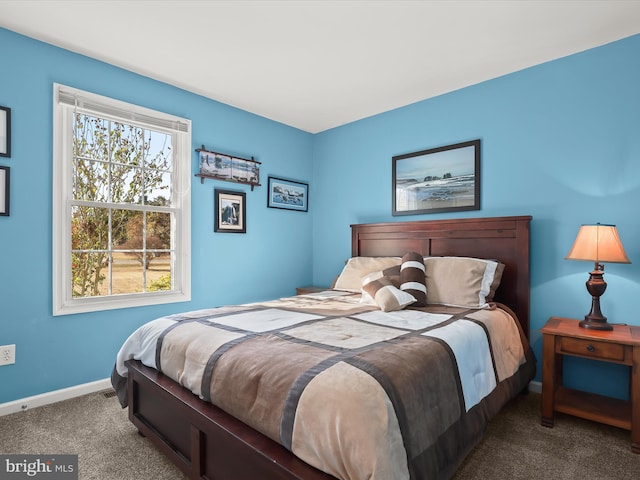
[214,189,246,233]
[267,176,308,212]
[392,139,480,216]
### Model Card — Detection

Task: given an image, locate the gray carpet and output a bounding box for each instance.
[0,390,638,479]
[453,392,640,480]
[0,390,186,480]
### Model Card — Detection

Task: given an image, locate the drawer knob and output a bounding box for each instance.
[586,345,595,352]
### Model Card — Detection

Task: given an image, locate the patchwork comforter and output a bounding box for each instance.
[111,291,535,480]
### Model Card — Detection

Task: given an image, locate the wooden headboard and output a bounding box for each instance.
[351,215,532,337]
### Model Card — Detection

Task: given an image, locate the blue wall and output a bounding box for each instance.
[312,34,640,400]
[1,27,639,404]
[0,28,314,403]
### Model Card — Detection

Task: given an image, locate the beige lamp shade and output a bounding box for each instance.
[565,224,630,264]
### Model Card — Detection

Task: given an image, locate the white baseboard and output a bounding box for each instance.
[0,378,112,417]
[528,380,541,394]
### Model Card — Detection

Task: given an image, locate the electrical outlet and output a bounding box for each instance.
[0,344,15,366]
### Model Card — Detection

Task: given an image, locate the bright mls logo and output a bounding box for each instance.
[0,455,77,479]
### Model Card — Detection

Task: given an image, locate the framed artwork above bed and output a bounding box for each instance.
[392,139,480,216]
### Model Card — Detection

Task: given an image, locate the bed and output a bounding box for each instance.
[111,215,534,480]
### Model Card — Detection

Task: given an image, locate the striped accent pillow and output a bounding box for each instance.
[400,252,427,306]
[362,273,416,312]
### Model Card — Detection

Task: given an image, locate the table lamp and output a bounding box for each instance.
[565,223,630,330]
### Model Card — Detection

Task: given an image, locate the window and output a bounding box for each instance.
[53,84,191,315]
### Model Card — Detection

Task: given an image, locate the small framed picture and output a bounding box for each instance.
[267,176,309,212]
[392,139,480,216]
[214,188,246,233]
[0,166,9,216]
[0,106,10,158]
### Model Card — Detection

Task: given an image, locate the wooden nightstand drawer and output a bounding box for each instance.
[557,336,626,362]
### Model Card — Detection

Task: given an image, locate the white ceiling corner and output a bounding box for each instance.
[1,0,639,133]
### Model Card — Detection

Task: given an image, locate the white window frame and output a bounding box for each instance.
[52,84,191,316]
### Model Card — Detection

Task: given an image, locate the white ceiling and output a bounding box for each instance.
[1,1,640,133]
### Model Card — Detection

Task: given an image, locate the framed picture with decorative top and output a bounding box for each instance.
[214,189,246,233]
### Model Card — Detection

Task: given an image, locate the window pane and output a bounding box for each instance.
[145,171,171,206]
[115,209,143,250]
[111,164,143,204]
[144,129,172,171]
[74,114,109,162]
[147,211,171,250]
[74,158,109,201]
[111,256,144,294]
[147,252,171,292]
[144,128,172,205]
[71,206,109,250]
[147,273,171,291]
[72,251,108,298]
[111,122,143,166]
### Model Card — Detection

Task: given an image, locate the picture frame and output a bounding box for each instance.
[0,106,10,158]
[0,166,9,216]
[197,147,260,189]
[267,176,309,212]
[214,188,246,233]
[392,139,480,216]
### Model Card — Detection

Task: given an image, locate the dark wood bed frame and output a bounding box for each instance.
[127,215,532,480]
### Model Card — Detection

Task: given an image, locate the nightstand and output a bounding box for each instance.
[295,286,329,295]
[541,317,640,453]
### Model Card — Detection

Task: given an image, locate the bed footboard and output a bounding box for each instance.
[127,360,336,480]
